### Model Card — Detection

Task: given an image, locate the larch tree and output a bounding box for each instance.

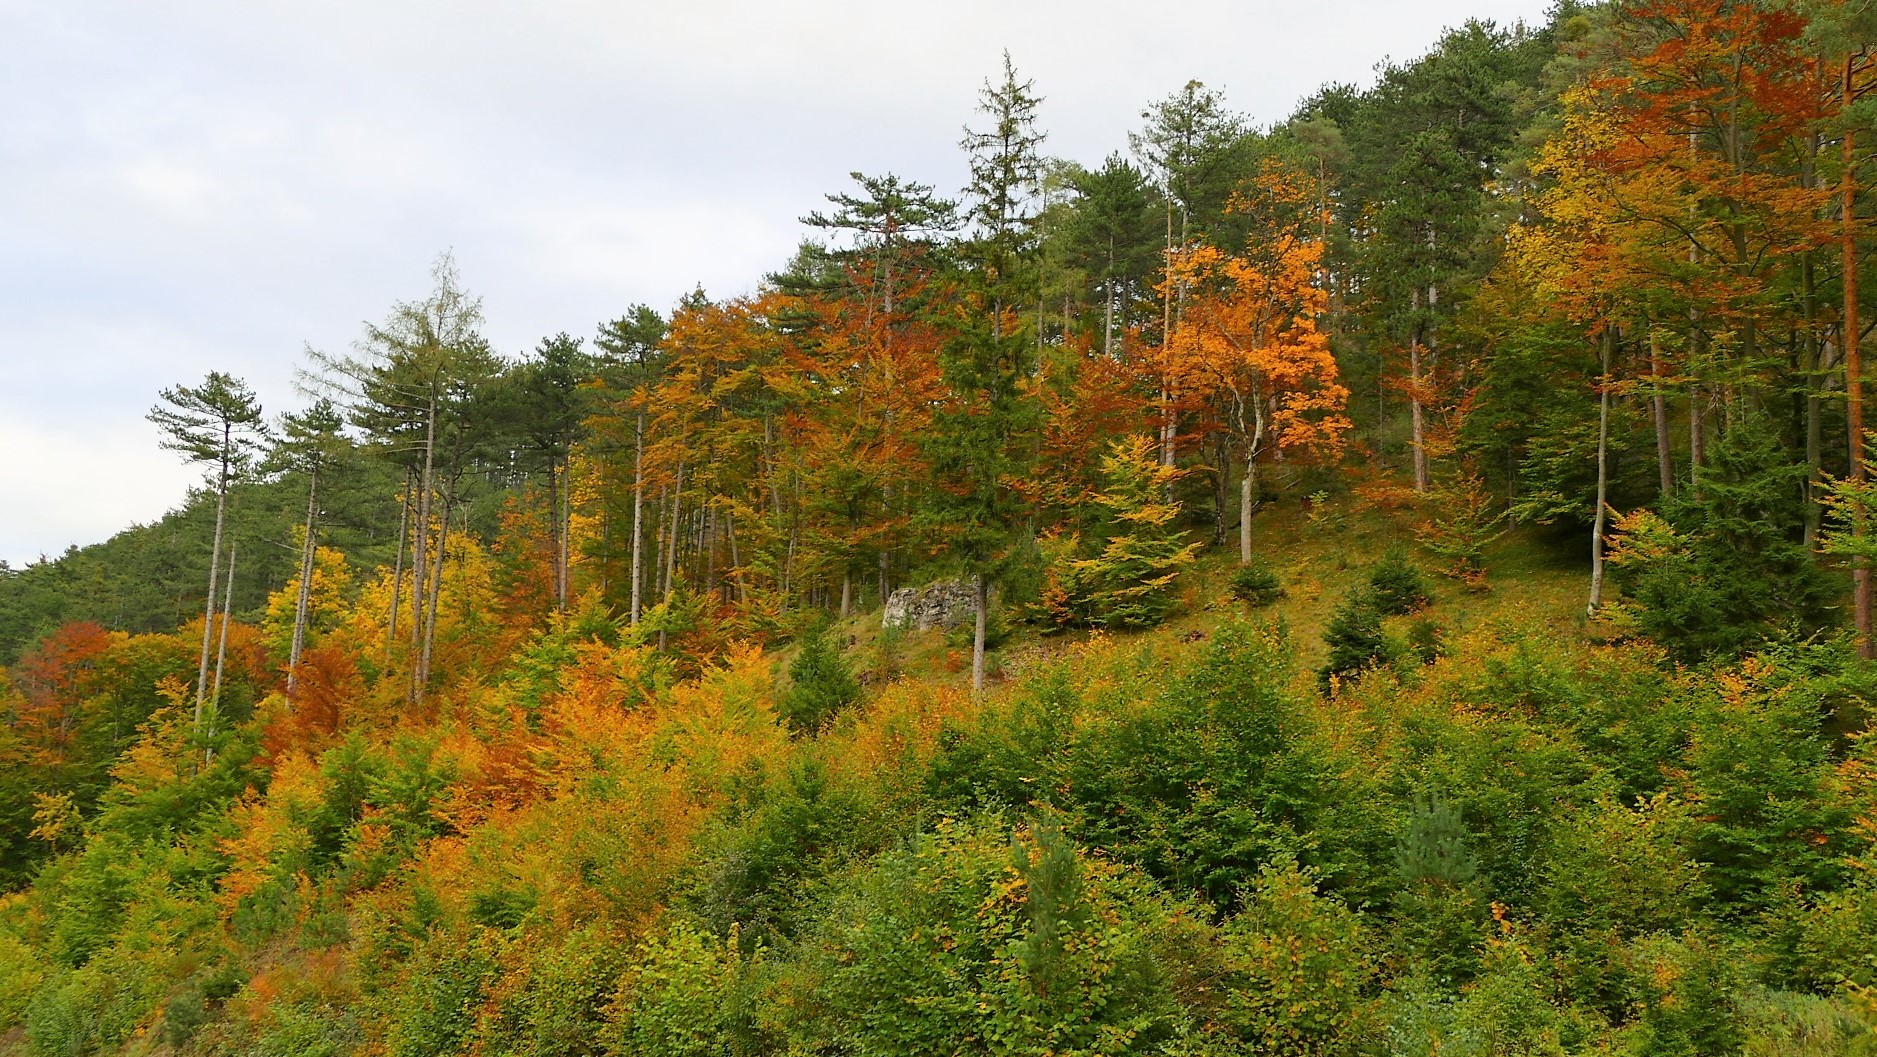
[594,305,668,625]
[305,252,491,707]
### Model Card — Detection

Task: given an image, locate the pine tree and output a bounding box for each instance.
[147,371,266,733]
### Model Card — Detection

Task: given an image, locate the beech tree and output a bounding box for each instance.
[1161,162,1351,563]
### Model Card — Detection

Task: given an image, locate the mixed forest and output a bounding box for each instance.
[4,1,1877,1052]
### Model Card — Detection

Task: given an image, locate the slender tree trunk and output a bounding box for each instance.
[630,414,645,624]
[388,472,409,652]
[1240,453,1257,565]
[841,570,852,621]
[420,498,450,697]
[1103,272,1116,358]
[1589,327,1614,614]
[287,466,319,698]
[409,394,437,706]
[549,458,566,612]
[1410,289,1429,493]
[725,511,741,603]
[195,455,230,727]
[1805,253,1824,545]
[665,463,684,600]
[971,571,988,694]
[1845,56,1871,658]
[212,541,237,704]
[1650,328,1673,497]
[207,539,237,762]
[1160,198,1177,486]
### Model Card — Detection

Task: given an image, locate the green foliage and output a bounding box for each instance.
[1318,591,1395,694]
[1608,420,1832,660]
[1209,856,1374,1055]
[1228,561,1285,607]
[779,624,861,735]
[683,758,880,943]
[1680,665,1852,910]
[1405,618,1445,664]
[380,930,503,1057]
[474,926,625,1057]
[1368,545,1431,615]
[1417,471,1507,584]
[1068,437,1202,629]
[780,815,1177,1056]
[606,921,766,1057]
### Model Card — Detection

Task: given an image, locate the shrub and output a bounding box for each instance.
[1318,592,1394,695]
[1229,562,1284,608]
[1367,546,1431,615]
[1405,618,1445,665]
[778,816,1178,1056]
[779,625,859,736]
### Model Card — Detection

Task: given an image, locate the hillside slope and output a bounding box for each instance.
[1,510,1872,1057]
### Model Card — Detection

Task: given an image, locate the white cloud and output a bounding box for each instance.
[0,418,197,566]
[0,0,1556,560]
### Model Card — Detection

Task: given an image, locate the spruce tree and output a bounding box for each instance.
[781,624,860,735]
[926,53,1047,693]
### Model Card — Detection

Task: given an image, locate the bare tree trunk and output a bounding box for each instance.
[1103,273,1116,358]
[1589,327,1614,614]
[1845,57,1871,658]
[550,458,566,612]
[630,415,645,624]
[971,572,988,694]
[209,540,238,761]
[420,499,450,697]
[1240,454,1257,565]
[212,542,237,699]
[388,472,409,652]
[704,500,717,597]
[725,511,741,603]
[665,463,684,600]
[287,467,319,698]
[1651,328,1673,497]
[409,394,437,706]
[195,454,229,727]
[841,570,852,621]
[1804,253,1824,545]
[1410,289,1429,493]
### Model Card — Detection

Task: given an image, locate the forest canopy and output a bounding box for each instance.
[4,2,1877,1053]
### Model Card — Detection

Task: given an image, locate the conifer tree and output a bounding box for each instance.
[1068,435,1200,629]
[780,623,860,735]
[929,53,1047,693]
[271,399,347,695]
[147,371,265,730]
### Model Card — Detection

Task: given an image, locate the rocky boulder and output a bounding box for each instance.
[883,579,978,631]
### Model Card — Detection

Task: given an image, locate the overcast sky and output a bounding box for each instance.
[0,0,1555,567]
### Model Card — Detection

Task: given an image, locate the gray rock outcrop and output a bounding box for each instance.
[883,579,978,631]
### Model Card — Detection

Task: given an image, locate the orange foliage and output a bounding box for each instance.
[1158,163,1351,477]
[7,621,113,765]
